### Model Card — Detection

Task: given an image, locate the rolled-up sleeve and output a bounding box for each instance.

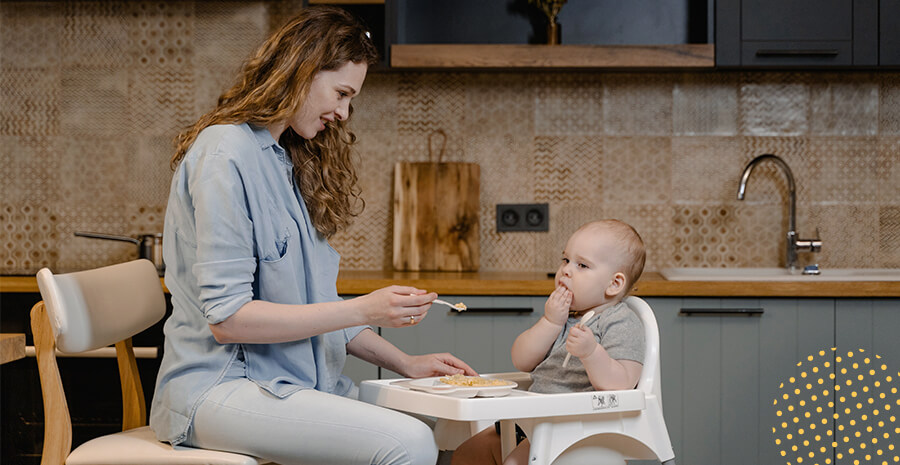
[189,150,257,324]
[343,324,371,344]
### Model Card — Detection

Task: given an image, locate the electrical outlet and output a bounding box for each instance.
[496,203,549,232]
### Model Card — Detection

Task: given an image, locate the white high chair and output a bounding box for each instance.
[32,259,269,465]
[358,296,675,465]
[495,296,675,465]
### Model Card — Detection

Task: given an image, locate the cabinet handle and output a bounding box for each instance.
[755,49,840,57]
[679,308,764,317]
[451,307,534,314]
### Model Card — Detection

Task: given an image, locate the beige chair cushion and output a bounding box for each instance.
[66,426,266,465]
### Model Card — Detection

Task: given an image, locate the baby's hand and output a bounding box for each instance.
[566,324,597,360]
[543,286,572,326]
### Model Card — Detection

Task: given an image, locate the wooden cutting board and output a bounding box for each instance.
[393,162,480,271]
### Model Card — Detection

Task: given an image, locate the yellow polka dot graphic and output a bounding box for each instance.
[774,348,899,465]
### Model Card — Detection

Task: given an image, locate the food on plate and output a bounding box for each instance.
[439,374,513,387]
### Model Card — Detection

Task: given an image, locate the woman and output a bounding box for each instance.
[149,7,475,465]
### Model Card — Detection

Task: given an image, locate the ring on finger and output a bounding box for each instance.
[409,315,416,325]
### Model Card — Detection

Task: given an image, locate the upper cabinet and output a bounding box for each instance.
[312,0,897,69]
[388,0,715,69]
[395,0,710,46]
[882,0,900,65]
[715,0,882,67]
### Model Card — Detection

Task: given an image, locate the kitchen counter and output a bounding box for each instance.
[5,271,898,297]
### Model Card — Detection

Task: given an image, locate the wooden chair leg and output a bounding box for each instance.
[31,302,72,465]
[115,338,146,431]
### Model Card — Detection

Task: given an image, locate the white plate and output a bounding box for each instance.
[397,377,517,398]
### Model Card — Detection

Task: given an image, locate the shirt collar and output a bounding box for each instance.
[248,123,289,165]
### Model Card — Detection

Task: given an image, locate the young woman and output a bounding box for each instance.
[150,7,475,464]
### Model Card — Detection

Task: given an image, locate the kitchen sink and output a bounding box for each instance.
[660,267,900,282]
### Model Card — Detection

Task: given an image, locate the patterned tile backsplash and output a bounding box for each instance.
[2,2,899,275]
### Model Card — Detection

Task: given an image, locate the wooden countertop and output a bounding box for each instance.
[3,271,898,297]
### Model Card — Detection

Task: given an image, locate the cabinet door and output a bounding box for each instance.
[716,0,877,67]
[835,299,900,374]
[380,296,543,379]
[834,299,900,465]
[882,0,900,66]
[647,297,835,465]
[396,0,707,46]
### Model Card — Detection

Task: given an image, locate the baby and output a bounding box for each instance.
[451,219,646,465]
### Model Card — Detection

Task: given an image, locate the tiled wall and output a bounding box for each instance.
[2,2,898,275]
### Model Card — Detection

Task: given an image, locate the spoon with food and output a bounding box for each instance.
[408,294,467,311]
[432,299,467,311]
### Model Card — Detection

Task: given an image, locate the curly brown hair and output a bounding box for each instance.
[171,6,379,237]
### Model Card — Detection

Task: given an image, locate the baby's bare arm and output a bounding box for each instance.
[511,286,571,372]
[580,343,642,390]
[510,317,562,372]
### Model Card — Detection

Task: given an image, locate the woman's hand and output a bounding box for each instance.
[402,353,478,379]
[353,285,436,328]
[543,285,572,327]
[566,324,598,360]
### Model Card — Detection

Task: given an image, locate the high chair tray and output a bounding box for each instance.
[359,375,646,422]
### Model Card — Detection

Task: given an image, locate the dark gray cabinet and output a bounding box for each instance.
[396,0,711,46]
[650,297,900,465]
[834,299,900,465]
[883,0,900,65]
[647,297,835,465]
[716,0,879,67]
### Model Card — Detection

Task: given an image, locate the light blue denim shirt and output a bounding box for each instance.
[150,123,368,445]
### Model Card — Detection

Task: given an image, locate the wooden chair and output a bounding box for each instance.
[32,259,267,465]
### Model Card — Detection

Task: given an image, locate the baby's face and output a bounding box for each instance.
[554,228,623,311]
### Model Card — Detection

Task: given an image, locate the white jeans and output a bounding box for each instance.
[187,379,438,465]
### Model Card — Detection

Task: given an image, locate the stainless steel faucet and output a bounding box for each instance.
[737,154,822,271]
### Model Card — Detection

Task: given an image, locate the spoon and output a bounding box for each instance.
[408,294,467,311]
[432,299,467,311]
[562,310,595,367]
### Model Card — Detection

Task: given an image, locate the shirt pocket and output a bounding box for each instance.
[258,193,293,263]
[260,222,290,263]
[257,207,304,304]
[257,231,305,304]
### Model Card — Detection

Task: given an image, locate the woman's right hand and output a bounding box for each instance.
[354,285,437,328]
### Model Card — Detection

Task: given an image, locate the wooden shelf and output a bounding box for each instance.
[390,43,715,69]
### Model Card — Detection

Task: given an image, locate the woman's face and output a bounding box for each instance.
[289,61,368,139]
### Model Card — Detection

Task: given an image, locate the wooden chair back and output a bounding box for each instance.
[31,259,165,465]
